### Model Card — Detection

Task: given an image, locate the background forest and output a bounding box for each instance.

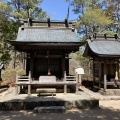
[0,0,120,85]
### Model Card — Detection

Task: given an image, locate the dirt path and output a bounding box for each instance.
[100,100,120,110]
[0,100,120,120]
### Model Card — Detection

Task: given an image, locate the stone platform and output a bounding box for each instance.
[99,89,120,96]
[0,87,99,110]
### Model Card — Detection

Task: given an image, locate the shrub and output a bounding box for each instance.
[1,69,25,86]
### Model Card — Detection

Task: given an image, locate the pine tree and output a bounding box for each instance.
[71,0,115,38]
[0,0,47,20]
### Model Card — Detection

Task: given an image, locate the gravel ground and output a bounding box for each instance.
[0,87,120,120]
[0,100,120,120]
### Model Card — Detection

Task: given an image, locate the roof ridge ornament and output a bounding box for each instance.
[64,18,69,28]
[91,33,119,41]
[65,0,70,20]
[47,18,50,27]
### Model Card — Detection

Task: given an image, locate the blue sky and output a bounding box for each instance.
[41,0,78,20]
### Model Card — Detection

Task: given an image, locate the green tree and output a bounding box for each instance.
[0,0,47,68]
[0,17,18,65]
[80,7,113,33]
[70,0,116,79]
[101,0,120,33]
[0,0,47,20]
[71,0,114,38]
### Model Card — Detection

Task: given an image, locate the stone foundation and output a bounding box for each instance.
[0,99,99,110]
[99,89,120,96]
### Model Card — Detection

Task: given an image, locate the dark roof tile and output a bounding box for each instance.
[16,27,79,42]
[86,39,120,56]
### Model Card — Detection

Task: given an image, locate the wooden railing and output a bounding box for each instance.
[64,71,79,94]
[64,71,77,82]
[16,71,31,84]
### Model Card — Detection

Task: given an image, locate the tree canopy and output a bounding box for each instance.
[0,0,47,65]
[0,0,47,20]
[71,0,120,38]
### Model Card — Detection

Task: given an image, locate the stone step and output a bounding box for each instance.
[0,88,8,93]
[0,99,99,110]
[37,93,56,96]
[34,106,65,113]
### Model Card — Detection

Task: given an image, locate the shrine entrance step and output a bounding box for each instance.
[36,88,56,97]
[34,106,65,113]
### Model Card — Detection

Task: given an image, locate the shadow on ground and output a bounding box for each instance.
[0,87,120,120]
[0,87,99,110]
[0,107,120,120]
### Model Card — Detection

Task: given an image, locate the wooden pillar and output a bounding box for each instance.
[65,54,69,76]
[119,59,120,78]
[26,54,30,76]
[67,59,69,75]
[0,69,2,81]
[99,62,101,88]
[115,60,119,80]
[104,62,107,91]
[24,53,26,69]
[30,53,33,79]
[64,71,67,94]
[62,54,65,78]
[118,60,120,88]
[78,75,82,84]
[28,85,31,96]
[15,85,18,95]
[76,73,79,94]
[93,59,95,87]
[29,71,32,83]
[13,51,16,69]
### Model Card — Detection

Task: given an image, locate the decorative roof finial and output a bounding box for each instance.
[27,2,30,27]
[65,0,70,20]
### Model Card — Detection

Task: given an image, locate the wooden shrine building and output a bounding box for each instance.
[84,33,120,91]
[8,19,85,81]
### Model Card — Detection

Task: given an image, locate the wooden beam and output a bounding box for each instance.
[34,54,62,58]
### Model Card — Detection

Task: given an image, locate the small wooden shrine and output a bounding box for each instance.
[8,18,85,80]
[84,33,120,91]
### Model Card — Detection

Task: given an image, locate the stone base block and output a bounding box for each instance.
[34,106,65,113]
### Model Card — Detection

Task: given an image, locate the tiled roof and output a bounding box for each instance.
[84,39,120,57]
[16,27,79,42]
